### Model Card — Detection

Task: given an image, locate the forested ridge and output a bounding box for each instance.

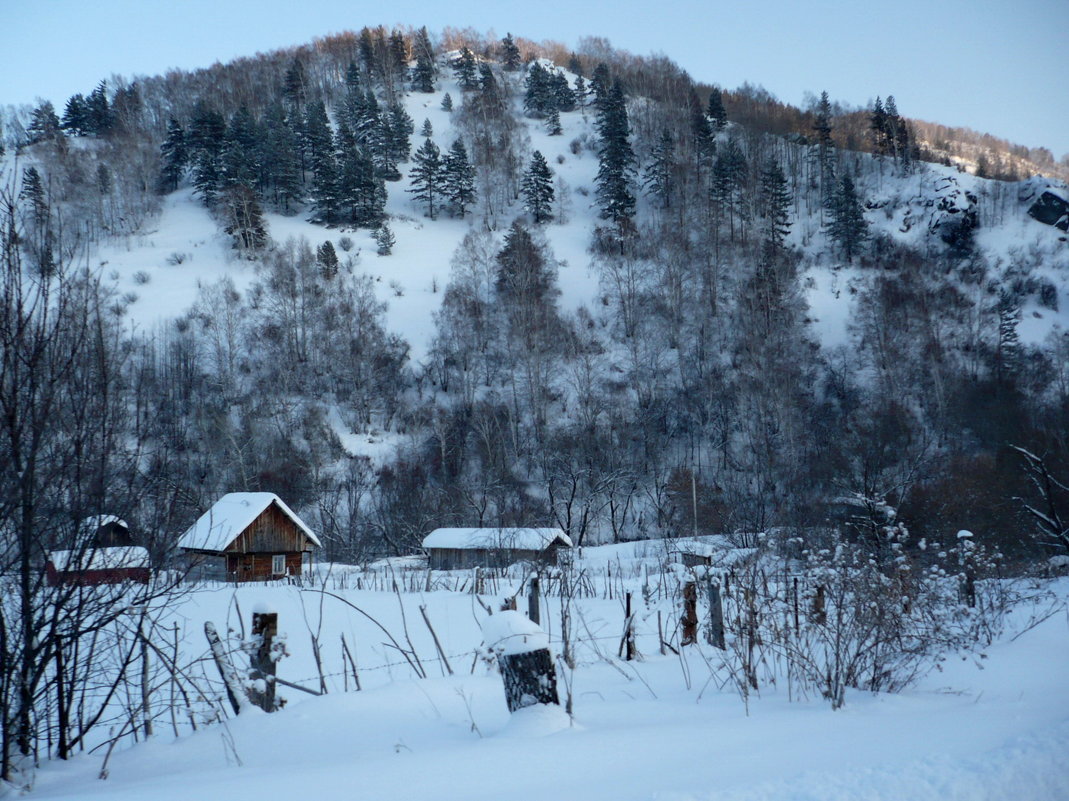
[4,24,1069,572]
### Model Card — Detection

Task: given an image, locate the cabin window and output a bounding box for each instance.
[272,554,286,576]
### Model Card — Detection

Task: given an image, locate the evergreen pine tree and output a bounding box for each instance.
[336,127,386,227]
[158,118,188,192]
[317,240,340,280]
[573,75,588,108]
[442,139,476,217]
[261,102,302,210]
[61,94,88,135]
[643,128,676,209]
[420,118,433,138]
[826,174,868,260]
[552,71,576,112]
[546,108,562,136]
[441,92,453,112]
[690,91,715,170]
[345,61,363,97]
[303,101,334,178]
[594,82,636,224]
[220,106,260,190]
[524,62,553,117]
[522,150,555,224]
[385,102,413,164]
[27,102,62,144]
[707,88,727,131]
[451,48,478,91]
[283,58,307,113]
[501,33,522,71]
[589,63,611,109]
[870,96,888,155]
[20,167,49,227]
[408,138,443,219]
[375,221,396,255]
[759,158,792,260]
[812,90,836,198]
[411,27,436,93]
[85,81,113,136]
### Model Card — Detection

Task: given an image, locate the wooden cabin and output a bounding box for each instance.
[178,493,320,582]
[45,516,150,586]
[422,528,572,570]
[46,547,151,586]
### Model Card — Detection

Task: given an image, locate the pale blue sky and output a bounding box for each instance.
[2,0,1067,158]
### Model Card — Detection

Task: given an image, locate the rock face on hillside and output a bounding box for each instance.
[926,175,979,255]
[1027,188,1069,231]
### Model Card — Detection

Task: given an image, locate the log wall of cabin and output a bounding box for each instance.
[227,504,313,554]
[226,552,304,581]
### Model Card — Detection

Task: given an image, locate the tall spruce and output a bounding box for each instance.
[158,118,188,192]
[707,88,727,131]
[522,151,555,224]
[27,102,62,144]
[594,82,636,224]
[442,139,476,218]
[411,27,436,93]
[408,138,443,219]
[501,33,522,71]
[812,90,836,199]
[452,48,479,91]
[826,174,868,260]
[759,158,792,261]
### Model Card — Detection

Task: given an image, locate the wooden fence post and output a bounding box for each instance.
[706,578,725,650]
[528,576,541,625]
[681,581,698,646]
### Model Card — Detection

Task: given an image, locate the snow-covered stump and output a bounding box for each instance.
[482,610,559,713]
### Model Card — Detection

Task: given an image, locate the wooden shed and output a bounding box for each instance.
[45,515,150,586]
[422,528,572,570]
[46,546,151,586]
[178,493,320,582]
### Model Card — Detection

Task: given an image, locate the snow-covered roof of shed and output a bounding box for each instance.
[422,528,572,551]
[49,546,149,572]
[177,493,320,553]
[82,514,128,531]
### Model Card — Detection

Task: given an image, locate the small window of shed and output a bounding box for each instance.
[272,554,286,575]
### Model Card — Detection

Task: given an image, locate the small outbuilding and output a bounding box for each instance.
[45,515,150,586]
[422,527,572,570]
[178,492,320,582]
[46,546,151,586]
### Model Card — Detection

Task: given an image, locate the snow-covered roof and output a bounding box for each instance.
[82,514,129,531]
[422,528,572,551]
[49,546,149,572]
[177,493,321,553]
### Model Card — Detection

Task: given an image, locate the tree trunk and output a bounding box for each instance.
[499,649,559,713]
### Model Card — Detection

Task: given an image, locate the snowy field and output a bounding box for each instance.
[26,549,1069,801]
